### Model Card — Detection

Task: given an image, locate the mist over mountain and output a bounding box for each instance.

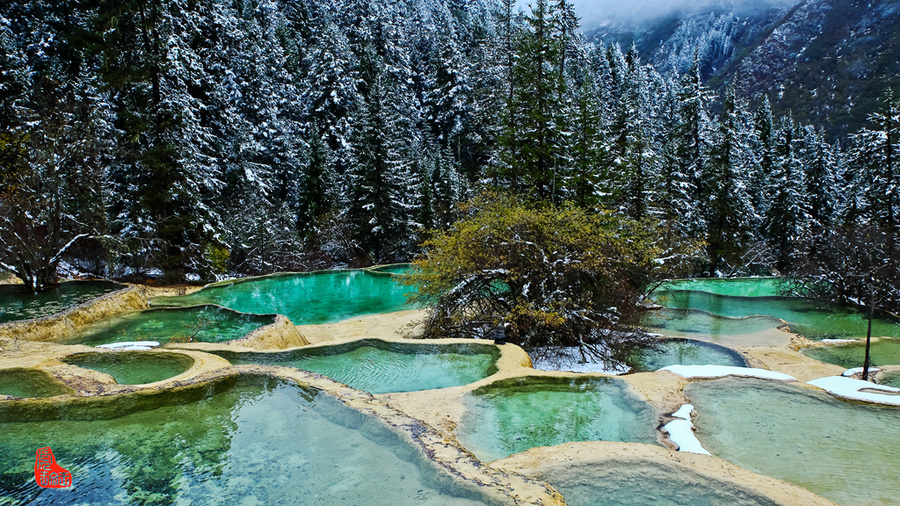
[570,0,799,30]
[578,0,900,136]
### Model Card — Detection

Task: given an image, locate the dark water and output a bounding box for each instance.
[629,338,747,372]
[0,281,124,323]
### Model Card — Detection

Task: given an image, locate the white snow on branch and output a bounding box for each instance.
[660,365,796,381]
[807,376,900,406]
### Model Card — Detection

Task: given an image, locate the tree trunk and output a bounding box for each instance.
[862,287,874,380]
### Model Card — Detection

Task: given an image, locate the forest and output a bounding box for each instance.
[0,0,898,307]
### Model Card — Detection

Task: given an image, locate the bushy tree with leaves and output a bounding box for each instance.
[406,193,701,366]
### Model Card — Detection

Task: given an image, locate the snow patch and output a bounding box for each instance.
[842,366,880,377]
[808,376,900,406]
[820,339,858,344]
[664,404,710,455]
[671,403,694,420]
[96,341,160,349]
[660,364,796,381]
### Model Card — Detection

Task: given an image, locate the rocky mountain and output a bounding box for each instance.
[586,0,900,137]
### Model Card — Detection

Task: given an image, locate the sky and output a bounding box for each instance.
[515,0,799,29]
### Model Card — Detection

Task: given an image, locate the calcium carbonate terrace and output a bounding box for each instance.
[1,270,899,505]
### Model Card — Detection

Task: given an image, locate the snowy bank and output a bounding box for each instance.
[660,364,796,381]
[663,404,710,455]
[97,341,160,351]
[807,376,900,406]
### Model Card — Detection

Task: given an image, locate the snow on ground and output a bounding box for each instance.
[842,366,880,377]
[531,347,629,374]
[807,376,900,406]
[663,404,710,455]
[660,364,796,381]
[820,339,858,344]
[96,341,160,351]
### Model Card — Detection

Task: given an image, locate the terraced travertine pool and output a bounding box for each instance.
[5,273,900,505]
[152,267,416,324]
[0,369,73,399]
[0,376,494,505]
[211,339,500,394]
[62,305,276,346]
[457,376,658,462]
[63,352,194,385]
[686,377,900,505]
[651,286,900,340]
[0,281,124,324]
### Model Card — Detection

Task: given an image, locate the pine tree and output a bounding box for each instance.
[702,85,755,274]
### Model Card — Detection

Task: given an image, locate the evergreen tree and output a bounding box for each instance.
[702,85,755,274]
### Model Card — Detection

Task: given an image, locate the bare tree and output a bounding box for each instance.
[790,226,899,380]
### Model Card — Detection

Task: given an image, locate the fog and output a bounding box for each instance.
[515,0,801,29]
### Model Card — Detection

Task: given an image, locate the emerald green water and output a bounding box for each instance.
[212,339,499,394]
[0,376,490,505]
[0,281,124,323]
[153,269,415,324]
[686,377,900,505]
[629,339,747,372]
[653,290,900,340]
[368,264,413,275]
[64,352,194,385]
[62,306,275,346]
[537,460,780,506]
[0,369,73,398]
[802,339,900,369]
[458,377,658,462]
[878,370,900,388]
[658,278,788,297]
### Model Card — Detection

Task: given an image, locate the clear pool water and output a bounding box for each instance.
[64,352,194,385]
[212,339,499,394]
[686,377,900,505]
[629,338,747,372]
[802,339,900,369]
[153,269,416,324]
[652,290,900,340]
[62,306,275,346]
[0,281,124,324]
[878,370,900,388]
[537,460,781,506]
[657,278,788,298]
[0,369,73,398]
[0,376,491,505]
[640,308,791,347]
[457,376,658,462]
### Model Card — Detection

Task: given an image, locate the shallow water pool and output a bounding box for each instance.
[212,339,499,394]
[62,305,275,346]
[653,290,900,340]
[686,377,900,505]
[0,369,73,398]
[0,376,491,505]
[64,352,194,385]
[629,338,747,372]
[457,376,658,462]
[802,339,900,369]
[658,278,788,297]
[536,459,780,506]
[153,269,415,324]
[0,281,124,324]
